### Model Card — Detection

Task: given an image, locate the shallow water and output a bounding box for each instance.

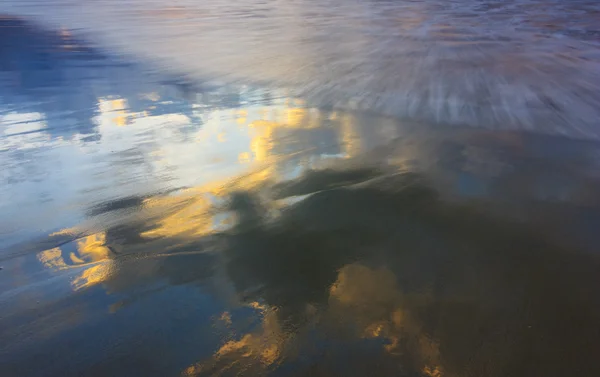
[2,0,600,137]
[1,7,600,377]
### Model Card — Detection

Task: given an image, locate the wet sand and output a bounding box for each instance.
[1,12,600,377]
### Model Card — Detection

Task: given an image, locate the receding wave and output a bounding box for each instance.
[2,0,600,137]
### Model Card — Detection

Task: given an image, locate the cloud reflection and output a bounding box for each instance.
[29,159,600,377]
[4,17,600,377]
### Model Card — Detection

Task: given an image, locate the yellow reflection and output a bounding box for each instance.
[38,233,114,291]
[423,366,443,377]
[138,162,277,241]
[285,108,305,128]
[340,113,361,157]
[219,312,232,326]
[37,247,68,270]
[249,120,275,162]
[183,305,284,376]
[114,115,127,127]
[71,262,113,291]
[244,105,319,163]
[48,227,76,237]
[141,190,214,239]
[98,98,131,127]
[75,233,111,263]
[238,152,251,163]
[329,264,442,373]
[184,263,444,376]
[236,109,248,125]
[38,94,374,300]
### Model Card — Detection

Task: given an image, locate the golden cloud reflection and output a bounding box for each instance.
[35,165,283,294]
[31,91,416,373]
[183,263,443,376]
[37,247,68,270]
[37,232,110,268]
[99,98,132,127]
[36,90,373,271]
[183,304,286,377]
[140,189,217,239]
[37,232,115,291]
[214,309,283,365]
[74,233,111,263]
[89,90,370,204]
[71,262,114,291]
[329,264,442,372]
[27,97,600,377]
